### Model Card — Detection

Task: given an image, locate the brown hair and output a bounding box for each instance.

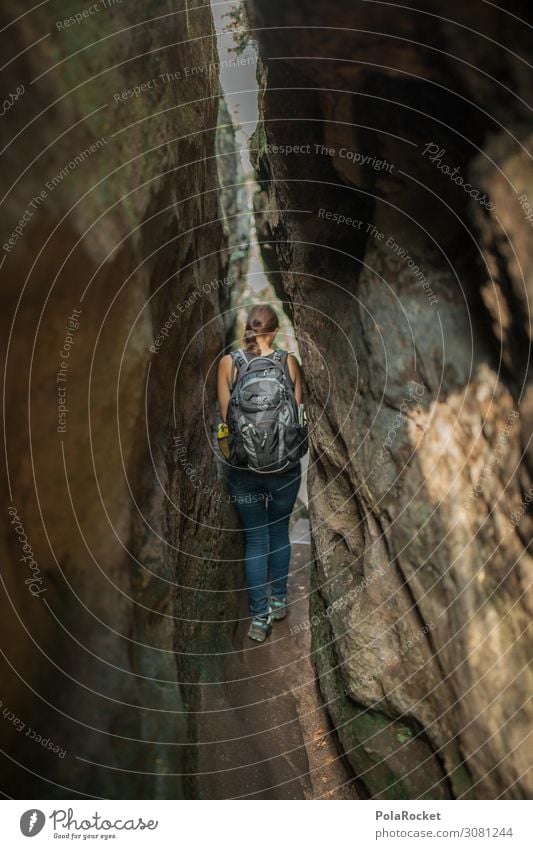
[244,305,279,356]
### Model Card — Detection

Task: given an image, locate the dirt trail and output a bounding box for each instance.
[197,519,358,799]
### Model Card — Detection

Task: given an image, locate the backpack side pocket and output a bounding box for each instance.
[284,423,309,461]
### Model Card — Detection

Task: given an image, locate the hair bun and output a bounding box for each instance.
[243,305,279,357]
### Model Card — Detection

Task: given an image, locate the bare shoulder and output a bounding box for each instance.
[287,353,301,378]
[219,353,233,371]
[287,353,301,368]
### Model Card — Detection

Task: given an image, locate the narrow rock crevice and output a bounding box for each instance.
[1,0,531,802]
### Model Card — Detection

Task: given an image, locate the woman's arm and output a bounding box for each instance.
[217,354,232,422]
[288,354,303,406]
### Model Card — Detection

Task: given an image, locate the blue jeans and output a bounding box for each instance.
[227,465,301,618]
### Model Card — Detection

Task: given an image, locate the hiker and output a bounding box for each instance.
[217,305,308,642]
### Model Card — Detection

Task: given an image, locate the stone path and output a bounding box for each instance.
[197,519,358,799]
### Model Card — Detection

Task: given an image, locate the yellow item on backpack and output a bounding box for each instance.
[217,422,230,459]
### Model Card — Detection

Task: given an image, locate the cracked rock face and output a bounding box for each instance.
[0,0,242,798]
[248,0,533,798]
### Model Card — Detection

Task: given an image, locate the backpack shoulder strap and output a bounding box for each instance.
[229,348,248,391]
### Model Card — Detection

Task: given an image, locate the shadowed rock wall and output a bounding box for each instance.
[0,0,241,798]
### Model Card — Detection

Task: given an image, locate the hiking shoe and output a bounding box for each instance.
[248,615,272,642]
[270,596,288,621]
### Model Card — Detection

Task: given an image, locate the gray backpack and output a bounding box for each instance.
[227,349,307,473]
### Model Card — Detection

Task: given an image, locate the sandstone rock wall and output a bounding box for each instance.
[0,0,241,798]
[247,0,533,798]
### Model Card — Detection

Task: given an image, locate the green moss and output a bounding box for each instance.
[310,587,453,799]
[249,117,267,172]
[450,762,475,798]
[396,731,411,743]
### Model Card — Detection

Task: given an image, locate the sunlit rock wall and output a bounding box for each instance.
[248,0,533,798]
